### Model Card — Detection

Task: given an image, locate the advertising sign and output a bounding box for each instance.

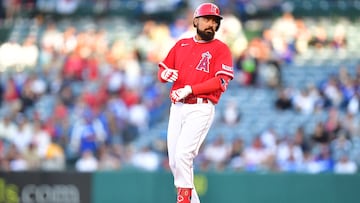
[0,172,91,203]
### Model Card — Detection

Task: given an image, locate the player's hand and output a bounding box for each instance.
[161,68,178,82]
[170,85,192,103]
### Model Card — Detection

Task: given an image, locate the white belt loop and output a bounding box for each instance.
[197,98,202,104]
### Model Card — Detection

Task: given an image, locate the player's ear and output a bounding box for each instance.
[193,18,198,28]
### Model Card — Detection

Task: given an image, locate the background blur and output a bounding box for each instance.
[1,0,360,203]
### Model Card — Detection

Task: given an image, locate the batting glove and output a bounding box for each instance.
[170,85,192,103]
[161,68,178,82]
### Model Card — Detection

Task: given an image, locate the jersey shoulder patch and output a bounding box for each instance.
[222,64,233,72]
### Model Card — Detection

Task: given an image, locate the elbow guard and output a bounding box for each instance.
[219,77,229,92]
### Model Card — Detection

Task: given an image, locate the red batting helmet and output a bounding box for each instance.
[193,3,223,20]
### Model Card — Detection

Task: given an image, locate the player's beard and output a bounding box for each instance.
[197,27,215,41]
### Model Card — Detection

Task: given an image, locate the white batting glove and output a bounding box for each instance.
[170,85,192,102]
[161,68,178,82]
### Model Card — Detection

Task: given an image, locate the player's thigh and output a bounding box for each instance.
[177,103,215,154]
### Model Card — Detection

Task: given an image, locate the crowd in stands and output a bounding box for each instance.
[0,1,359,174]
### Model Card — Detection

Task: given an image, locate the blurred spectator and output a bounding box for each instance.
[9,155,28,171]
[121,122,139,145]
[329,24,347,50]
[331,132,352,160]
[105,93,128,141]
[334,153,358,174]
[128,97,150,134]
[307,83,322,112]
[271,12,297,45]
[75,149,98,172]
[195,144,210,172]
[340,112,359,137]
[58,84,76,107]
[0,114,17,142]
[269,12,297,63]
[169,18,189,39]
[8,144,28,171]
[19,77,36,113]
[97,144,121,171]
[293,126,311,153]
[258,60,281,88]
[339,76,356,110]
[217,11,248,60]
[69,108,108,156]
[274,87,293,111]
[40,22,64,54]
[228,137,245,171]
[19,36,39,70]
[134,20,158,64]
[308,26,329,49]
[292,88,316,114]
[203,135,230,171]
[235,42,259,86]
[312,144,334,173]
[221,99,241,126]
[31,120,51,158]
[23,143,41,170]
[11,114,33,153]
[320,75,343,108]
[62,51,84,81]
[243,136,274,171]
[301,151,324,174]
[276,137,304,172]
[323,107,341,140]
[2,77,19,106]
[0,40,22,70]
[260,127,278,153]
[310,122,330,144]
[347,92,359,115]
[293,18,312,54]
[131,145,160,172]
[42,137,66,171]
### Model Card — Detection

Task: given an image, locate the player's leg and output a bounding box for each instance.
[191,188,200,203]
[174,103,215,202]
[167,103,183,175]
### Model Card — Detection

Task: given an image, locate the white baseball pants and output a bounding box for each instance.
[167,102,215,203]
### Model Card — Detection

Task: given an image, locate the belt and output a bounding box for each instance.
[180,97,210,104]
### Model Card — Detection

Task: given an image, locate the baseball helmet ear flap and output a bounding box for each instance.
[214,18,221,31]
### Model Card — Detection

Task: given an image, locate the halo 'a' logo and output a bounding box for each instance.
[211,4,218,14]
[177,195,184,202]
[195,51,211,73]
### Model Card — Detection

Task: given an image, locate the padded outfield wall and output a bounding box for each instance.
[1,171,360,203]
[92,171,360,203]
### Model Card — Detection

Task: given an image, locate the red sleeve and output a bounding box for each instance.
[157,66,167,83]
[158,42,178,83]
[214,41,234,80]
[192,75,231,95]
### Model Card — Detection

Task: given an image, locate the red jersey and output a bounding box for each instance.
[159,37,234,104]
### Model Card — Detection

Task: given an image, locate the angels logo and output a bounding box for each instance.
[195,51,212,73]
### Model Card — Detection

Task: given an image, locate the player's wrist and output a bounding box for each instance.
[184,85,192,94]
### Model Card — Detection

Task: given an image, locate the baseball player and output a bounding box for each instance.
[157,3,234,203]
